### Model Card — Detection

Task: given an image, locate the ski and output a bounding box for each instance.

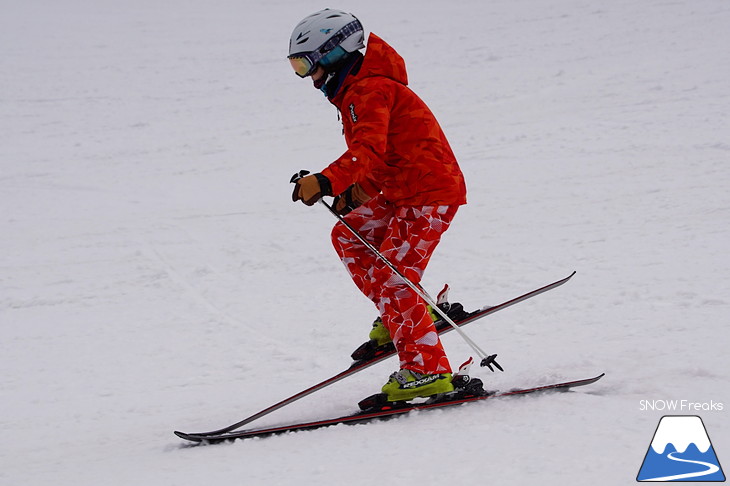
[176,372,604,443]
[174,271,576,438]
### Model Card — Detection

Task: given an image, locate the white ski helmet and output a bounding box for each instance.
[288,9,365,78]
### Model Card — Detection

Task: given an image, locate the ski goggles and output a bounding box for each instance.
[289,46,349,77]
[288,54,320,78]
[288,20,362,78]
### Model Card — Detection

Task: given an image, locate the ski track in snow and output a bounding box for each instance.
[1,0,729,485]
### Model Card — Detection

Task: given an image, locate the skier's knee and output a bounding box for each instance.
[331,221,350,253]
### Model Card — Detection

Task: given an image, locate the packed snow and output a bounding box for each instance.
[2,0,728,485]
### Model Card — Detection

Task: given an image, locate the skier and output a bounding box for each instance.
[288,9,467,402]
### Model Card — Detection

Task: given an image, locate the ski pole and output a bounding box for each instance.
[291,171,502,371]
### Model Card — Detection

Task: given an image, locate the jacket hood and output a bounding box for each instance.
[329,33,408,103]
[357,33,408,85]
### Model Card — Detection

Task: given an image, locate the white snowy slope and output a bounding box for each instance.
[1,0,728,485]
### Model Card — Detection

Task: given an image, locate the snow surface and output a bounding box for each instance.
[2,0,729,484]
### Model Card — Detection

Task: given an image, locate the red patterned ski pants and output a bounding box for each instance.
[331,194,458,374]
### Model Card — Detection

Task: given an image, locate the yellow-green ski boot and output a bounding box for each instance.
[368,317,391,346]
[381,369,454,402]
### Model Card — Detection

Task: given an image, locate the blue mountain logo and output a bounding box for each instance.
[637,415,725,482]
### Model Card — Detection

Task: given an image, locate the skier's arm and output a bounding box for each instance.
[321,84,392,197]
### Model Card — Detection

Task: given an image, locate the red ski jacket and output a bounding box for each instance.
[320,34,467,207]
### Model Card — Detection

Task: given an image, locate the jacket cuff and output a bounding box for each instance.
[320,167,345,196]
[314,173,332,197]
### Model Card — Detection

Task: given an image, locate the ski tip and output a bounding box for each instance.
[580,372,605,386]
[174,430,204,442]
[553,270,576,286]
